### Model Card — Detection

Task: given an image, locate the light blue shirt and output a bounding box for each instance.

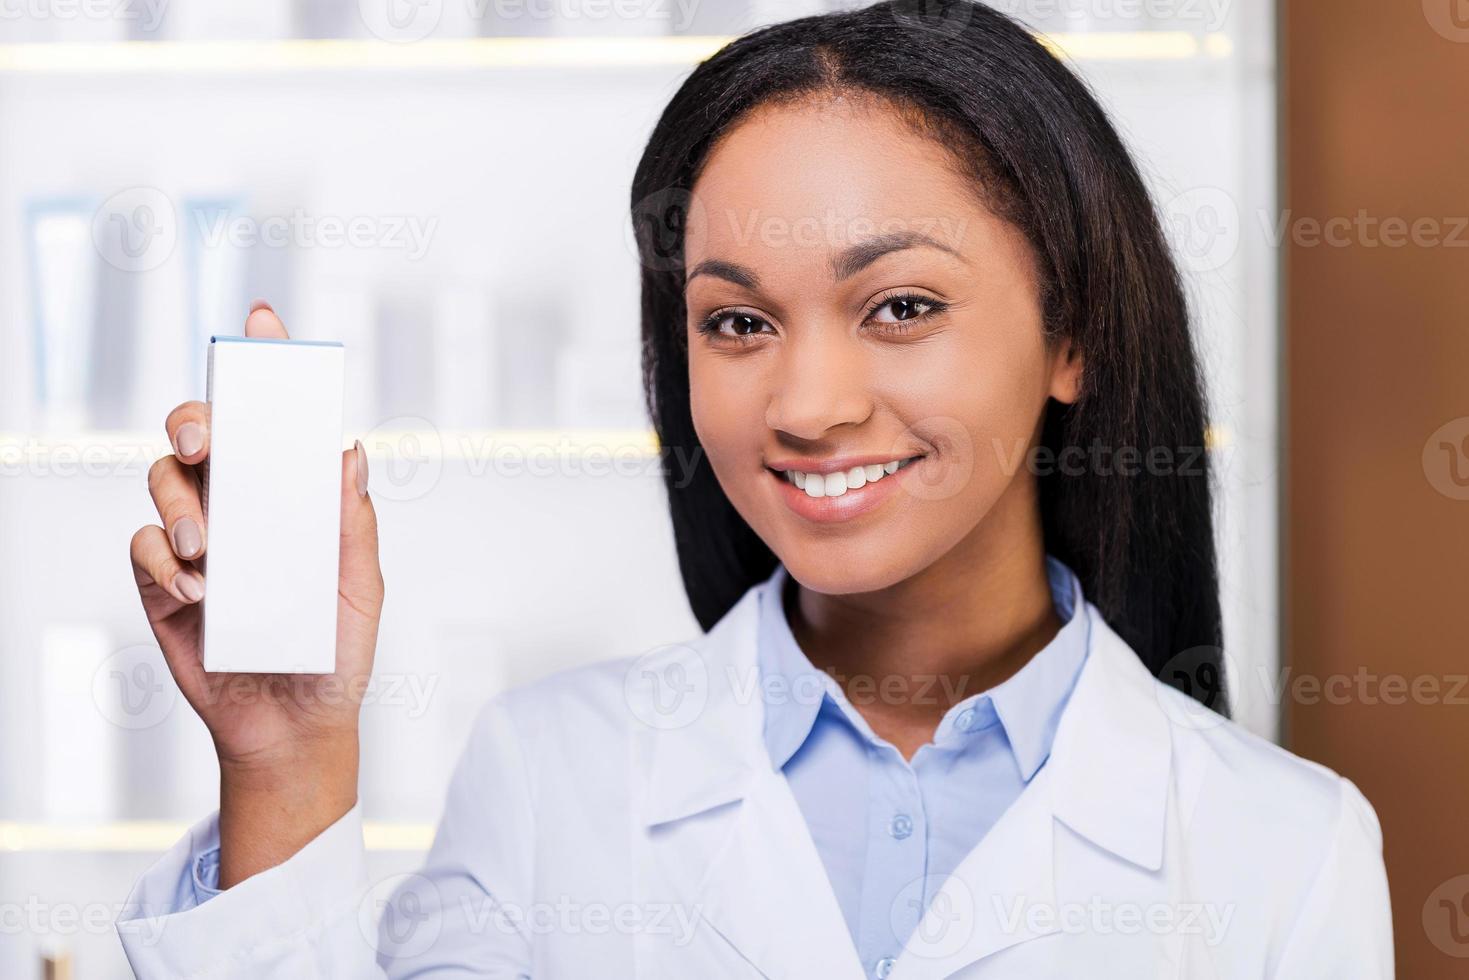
[755,555,1090,979]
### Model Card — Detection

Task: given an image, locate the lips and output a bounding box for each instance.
[766,453,927,523]
[779,456,920,498]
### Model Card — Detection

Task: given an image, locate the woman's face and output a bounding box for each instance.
[684,94,1081,596]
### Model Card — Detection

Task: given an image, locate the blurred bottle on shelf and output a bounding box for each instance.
[150,0,295,40]
[435,281,497,429]
[495,293,566,426]
[42,625,118,822]
[27,203,99,433]
[41,946,73,980]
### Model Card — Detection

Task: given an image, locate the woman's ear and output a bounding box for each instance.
[1048,337,1084,405]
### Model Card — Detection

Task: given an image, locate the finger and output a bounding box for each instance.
[340,440,383,606]
[165,401,210,465]
[148,455,207,561]
[245,304,290,340]
[130,524,205,606]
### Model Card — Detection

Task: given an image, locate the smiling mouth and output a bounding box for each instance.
[768,455,924,499]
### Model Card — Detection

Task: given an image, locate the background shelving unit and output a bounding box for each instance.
[0,2,1277,975]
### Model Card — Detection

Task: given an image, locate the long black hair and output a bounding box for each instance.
[630,0,1227,712]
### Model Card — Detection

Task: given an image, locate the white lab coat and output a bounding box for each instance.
[116,582,1394,978]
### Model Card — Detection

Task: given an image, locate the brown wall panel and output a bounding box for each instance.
[1283,1,1469,976]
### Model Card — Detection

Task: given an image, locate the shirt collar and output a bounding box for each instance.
[755,555,1091,781]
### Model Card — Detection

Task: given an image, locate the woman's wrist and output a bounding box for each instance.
[216,733,360,890]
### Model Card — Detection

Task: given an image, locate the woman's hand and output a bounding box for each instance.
[129,301,384,888]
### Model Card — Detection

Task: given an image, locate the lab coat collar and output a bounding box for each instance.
[636,572,1173,977]
[641,573,1171,871]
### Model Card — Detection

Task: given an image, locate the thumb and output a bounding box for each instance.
[338,440,384,625]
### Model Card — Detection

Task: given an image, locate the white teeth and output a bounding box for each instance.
[782,457,917,498]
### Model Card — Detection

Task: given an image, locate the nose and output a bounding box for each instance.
[763,329,874,440]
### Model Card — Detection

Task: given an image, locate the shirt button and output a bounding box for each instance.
[955,707,977,732]
[875,956,897,978]
[888,813,913,840]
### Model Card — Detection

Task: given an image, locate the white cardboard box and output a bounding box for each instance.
[202,336,344,673]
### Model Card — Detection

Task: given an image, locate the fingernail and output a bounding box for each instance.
[354,439,369,497]
[176,422,204,458]
[249,298,274,313]
[171,517,202,559]
[174,571,205,603]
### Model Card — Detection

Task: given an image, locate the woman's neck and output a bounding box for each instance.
[784,489,1061,760]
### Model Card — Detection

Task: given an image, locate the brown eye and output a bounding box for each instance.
[699,310,773,339]
[872,296,936,323]
[864,292,949,333]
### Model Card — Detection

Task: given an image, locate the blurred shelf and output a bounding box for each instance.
[0,820,433,852]
[0,32,1233,75]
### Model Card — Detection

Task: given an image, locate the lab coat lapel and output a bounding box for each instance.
[696,762,867,979]
[889,764,1061,976]
[893,601,1176,978]
[634,583,864,979]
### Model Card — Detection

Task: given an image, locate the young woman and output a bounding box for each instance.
[118,2,1392,976]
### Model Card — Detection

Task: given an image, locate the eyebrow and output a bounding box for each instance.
[684,231,962,291]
